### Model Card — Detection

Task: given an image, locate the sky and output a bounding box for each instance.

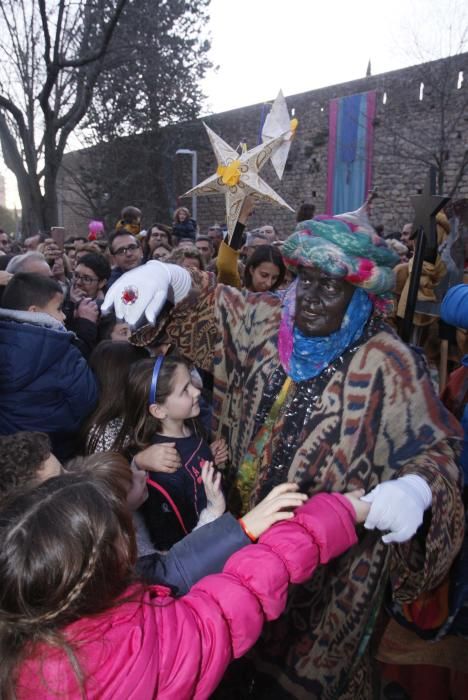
[1,0,467,209]
[201,0,467,114]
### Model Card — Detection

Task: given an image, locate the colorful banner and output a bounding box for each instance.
[326,91,376,215]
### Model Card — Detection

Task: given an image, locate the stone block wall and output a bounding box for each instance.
[61,52,468,238]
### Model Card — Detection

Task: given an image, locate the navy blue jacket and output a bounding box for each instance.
[0,311,98,460]
[136,512,249,595]
[141,433,212,550]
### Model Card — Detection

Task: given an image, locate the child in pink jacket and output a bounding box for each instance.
[0,472,368,700]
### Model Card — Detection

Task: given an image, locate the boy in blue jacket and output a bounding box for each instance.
[0,273,97,459]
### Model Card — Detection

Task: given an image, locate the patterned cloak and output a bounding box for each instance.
[134,274,464,699]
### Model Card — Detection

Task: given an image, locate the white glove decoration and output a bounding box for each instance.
[361,474,432,544]
[101,261,191,328]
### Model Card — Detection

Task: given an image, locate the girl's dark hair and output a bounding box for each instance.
[83,341,148,454]
[243,244,286,292]
[0,467,137,699]
[65,452,134,497]
[116,355,199,452]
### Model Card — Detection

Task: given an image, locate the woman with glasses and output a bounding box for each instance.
[72,253,111,302]
[63,253,111,358]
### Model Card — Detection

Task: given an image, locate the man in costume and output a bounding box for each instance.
[102,210,464,699]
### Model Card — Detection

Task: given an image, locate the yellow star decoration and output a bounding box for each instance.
[183,122,293,239]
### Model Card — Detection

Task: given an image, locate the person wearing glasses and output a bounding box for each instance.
[64,253,111,358]
[108,230,144,288]
[72,253,111,303]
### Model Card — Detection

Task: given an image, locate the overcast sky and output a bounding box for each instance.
[201,0,467,113]
[1,0,467,209]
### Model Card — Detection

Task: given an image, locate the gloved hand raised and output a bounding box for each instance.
[101,261,191,328]
[361,474,432,544]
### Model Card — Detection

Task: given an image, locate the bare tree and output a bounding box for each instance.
[379,12,468,197]
[0,0,128,235]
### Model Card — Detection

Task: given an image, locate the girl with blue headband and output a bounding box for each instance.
[119,355,226,550]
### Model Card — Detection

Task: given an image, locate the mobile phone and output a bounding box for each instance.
[50,226,65,251]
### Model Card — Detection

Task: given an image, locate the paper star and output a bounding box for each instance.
[183,123,293,238]
[261,90,297,179]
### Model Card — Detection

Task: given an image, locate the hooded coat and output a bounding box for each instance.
[16,493,357,699]
[0,309,97,460]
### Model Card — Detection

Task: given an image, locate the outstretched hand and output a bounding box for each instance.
[201,461,226,517]
[241,482,308,539]
[342,489,370,523]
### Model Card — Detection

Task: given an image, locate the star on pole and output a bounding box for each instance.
[261,89,298,180]
[182,123,294,239]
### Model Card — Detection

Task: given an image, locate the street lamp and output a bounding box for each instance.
[176,149,198,221]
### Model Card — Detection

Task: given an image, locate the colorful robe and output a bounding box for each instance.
[133,275,464,699]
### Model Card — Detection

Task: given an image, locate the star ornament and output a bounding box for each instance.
[183,122,294,239]
[261,89,298,180]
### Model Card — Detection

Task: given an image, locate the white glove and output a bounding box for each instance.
[361,474,432,544]
[101,261,191,328]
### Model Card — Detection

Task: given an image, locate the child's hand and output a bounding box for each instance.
[210,438,228,466]
[134,443,182,473]
[241,482,308,539]
[343,489,370,523]
[201,461,225,517]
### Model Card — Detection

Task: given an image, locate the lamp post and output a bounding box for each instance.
[175,149,198,220]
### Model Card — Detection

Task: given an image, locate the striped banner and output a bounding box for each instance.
[326,91,376,215]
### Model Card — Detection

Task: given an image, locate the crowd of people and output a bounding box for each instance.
[0,197,467,700]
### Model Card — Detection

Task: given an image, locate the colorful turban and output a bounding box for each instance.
[282,206,399,313]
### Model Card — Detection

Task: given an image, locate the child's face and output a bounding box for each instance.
[110,321,131,342]
[38,292,66,324]
[161,363,201,421]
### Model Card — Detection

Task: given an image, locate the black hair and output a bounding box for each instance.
[244,245,286,292]
[108,229,139,253]
[76,253,111,281]
[0,432,52,502]
[296,203,316,222]
[2,273,63,311]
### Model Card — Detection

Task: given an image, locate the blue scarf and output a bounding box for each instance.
[289,288,372,382]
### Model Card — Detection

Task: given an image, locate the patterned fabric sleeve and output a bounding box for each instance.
[391,439,464,601]
[342,331,464,601]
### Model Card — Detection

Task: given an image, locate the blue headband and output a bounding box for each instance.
[148,355,165,406]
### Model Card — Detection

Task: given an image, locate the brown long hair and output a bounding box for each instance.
[83,341,148,454]
[115,355,201,453]
[0,465,137,699]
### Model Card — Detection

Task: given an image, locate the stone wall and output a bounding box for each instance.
[61,52,468,238]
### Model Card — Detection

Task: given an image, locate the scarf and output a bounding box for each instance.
[278,280,372,381]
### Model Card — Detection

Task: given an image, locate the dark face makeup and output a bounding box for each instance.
[294,266,355,337]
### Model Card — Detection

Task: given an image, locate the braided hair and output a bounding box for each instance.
[0,468,137,698]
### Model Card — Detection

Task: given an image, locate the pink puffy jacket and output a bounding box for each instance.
[18,494,357,699]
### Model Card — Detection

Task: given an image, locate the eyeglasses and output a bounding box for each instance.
[112,243,140,256]
[74,273,99,284]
